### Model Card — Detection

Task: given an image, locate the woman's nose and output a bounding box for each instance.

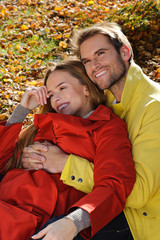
[52,94,61,103]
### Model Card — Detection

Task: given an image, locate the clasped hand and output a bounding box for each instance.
[21,141,69,173]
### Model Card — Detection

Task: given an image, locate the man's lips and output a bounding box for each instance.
[95,70,108,78]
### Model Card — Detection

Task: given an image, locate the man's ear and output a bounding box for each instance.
[120,45,131,61]
[84,86,90,97]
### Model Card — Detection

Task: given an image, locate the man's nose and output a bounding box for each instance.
[91,58,100,71]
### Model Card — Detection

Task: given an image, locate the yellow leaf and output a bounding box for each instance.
[17,65,23,70]
[1,69,7,73]
[3,79,11,83]
[86,1,94,5]
[16,44,20,50]
[8,43,13,48]
[59,41,68,49]
[10,65,15,71]
[54,6,64,12]
[21,24,29,31]
[104,7,109,12]
[63,33,71,39]
[14,76,26,83]
[30,80,39,86]
[31,60,42,68]
[1,9,5,15]
[27,0,31,5]
[28,40,37,46]
[17,91,24,95]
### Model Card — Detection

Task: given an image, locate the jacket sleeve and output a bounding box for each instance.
[60,154,94,194]
[68,117,136,239]
[0,121,22,172]
[125,101,160,209]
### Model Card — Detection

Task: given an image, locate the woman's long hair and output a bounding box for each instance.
[2,58,106,174]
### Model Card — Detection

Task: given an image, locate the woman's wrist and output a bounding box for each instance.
[65,208,90,234]
[6,104,31,126]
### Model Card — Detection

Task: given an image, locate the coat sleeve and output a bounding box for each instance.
[0,121,22,172]
[125,101,160,208]
[60,154,94,194]
[69,117,136,239]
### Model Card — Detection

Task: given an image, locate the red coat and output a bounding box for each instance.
[0,105,136,239]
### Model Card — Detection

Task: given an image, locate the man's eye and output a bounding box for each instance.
[83,60,90,65]
[98,51,104,56]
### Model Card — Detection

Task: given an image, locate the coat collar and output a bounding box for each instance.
[34,105,112,132]
[104,61,148,118]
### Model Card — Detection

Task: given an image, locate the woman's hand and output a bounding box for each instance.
[31,217,77,240]
[21,141,69,173]
[20,86,48,110]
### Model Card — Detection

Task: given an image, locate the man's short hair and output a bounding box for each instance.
[71,22,133,62]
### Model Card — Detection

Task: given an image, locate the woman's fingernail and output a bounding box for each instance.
[41,157,45,162]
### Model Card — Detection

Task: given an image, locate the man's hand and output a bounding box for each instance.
[31,217,77,240]
[21,141,69,173]
[21,142,47,170]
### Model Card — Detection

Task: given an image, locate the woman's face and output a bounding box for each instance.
[46,70,92,117]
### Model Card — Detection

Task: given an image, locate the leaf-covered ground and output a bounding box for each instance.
[0,0,160,124]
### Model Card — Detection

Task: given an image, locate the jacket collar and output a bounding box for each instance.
[105,61,144,118]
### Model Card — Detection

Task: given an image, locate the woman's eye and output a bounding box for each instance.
[60,86,66,90]
[49,94,54,99]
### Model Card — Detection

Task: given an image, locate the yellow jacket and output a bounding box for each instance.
[60,62,160,240]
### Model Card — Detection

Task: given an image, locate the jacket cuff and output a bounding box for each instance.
[60,154,94,194]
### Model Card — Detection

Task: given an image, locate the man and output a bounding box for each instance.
[22,22,160,240]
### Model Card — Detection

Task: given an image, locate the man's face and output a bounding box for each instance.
[80,34,126,90]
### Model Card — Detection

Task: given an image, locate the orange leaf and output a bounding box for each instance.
[0,114,8,121]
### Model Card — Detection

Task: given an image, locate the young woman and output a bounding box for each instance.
[0,59,135,240]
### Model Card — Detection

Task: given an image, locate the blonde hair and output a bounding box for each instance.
[2,58,106,173]
[71,22,133,62]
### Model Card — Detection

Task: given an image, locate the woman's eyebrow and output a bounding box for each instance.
[47,82,66,94]
[55,82,66,88]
